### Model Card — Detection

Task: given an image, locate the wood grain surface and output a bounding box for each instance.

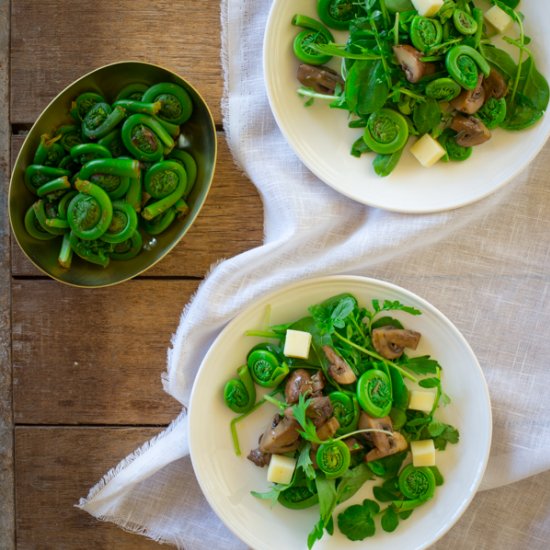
[5,0,265,548]
[10,0,223,124]
[15,427,165,549]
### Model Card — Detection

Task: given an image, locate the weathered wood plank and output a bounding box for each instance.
[12,280,196,425]
[0,0,15,547]
[10,133,264,277]
[10,0,223,124]
[15,427,165,549]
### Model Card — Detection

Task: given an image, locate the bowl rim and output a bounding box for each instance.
[9,59,218,288]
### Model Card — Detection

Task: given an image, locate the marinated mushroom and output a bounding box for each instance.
[450,74,486,114]
[285,395,333,427]
[483,67,508,99]
[371,325,421,360]
[247,447,271,467]
[285,368,312,404]
[259,413,301,454]
[366,431,408,461]
[316,416,341,442]
[322,345,357,384]
[393,44,435,83]
[296,63,344,95]
[450,114,492,146]
[358,412,393,454]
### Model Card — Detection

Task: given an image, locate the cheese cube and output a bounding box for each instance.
[409,134,446,167]
[267,454,296,485]
[411,0,444,17]
[408,389,436,412]
[411,439,436,467]
[484,5,513,33]
[283,329,312,359]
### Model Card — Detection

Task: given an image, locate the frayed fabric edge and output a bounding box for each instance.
[77,409,188,510]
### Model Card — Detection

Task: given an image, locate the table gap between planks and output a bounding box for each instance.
[2,1,263,548]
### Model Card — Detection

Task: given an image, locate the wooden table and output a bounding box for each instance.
[1,1,263,547]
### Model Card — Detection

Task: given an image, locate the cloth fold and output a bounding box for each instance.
[79,0,550,548]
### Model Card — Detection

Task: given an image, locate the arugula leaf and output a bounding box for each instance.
[308,476,338,548]
[250,483,288,507]
[401,355,440,375]
[336,463,374,504]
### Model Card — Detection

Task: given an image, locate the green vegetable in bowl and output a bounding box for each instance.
[20,80,199,271]
[223,293,460,547]
[291,0,549,176]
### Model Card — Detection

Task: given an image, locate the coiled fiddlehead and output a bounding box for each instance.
[100,201,138,244]
[356,369,392,418]
[363,109,409,155]
[141,160,187,220]
[223,364,257,414]
[110,230,143,261]
[247,345,290,387]
[445,45,490,90]
[67,179,113,240]
[78,158,141,200]
[329,391,359,436]
[121,114,175,162]
[82,102,127,140]
[24,165,71,195]
[142,82,193,125]
[410,16,443,53]
[316,440,351,478]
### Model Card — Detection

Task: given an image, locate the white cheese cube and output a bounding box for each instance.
[411,0,444,17]
[484,5,513,33]
[409,134,446,167]
[283,329,312,359]
[267,454,296,485]
[408,389,436,412]
[411,439,436,467]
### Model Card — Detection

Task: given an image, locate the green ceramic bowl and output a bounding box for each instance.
[9,61,217,287]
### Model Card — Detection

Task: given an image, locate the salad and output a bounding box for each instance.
[290,0,549,176]
[223,293,459,548]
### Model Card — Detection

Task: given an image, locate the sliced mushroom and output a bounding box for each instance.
[450,114,492,146]
[247,447,271,468]
[284,368,313,404]
[366,432,408,461]
[371,326,421,360]
[259,414,301,454]
[310,371,326,395]
[483,67,508,99]
[322,345,357,384]
[393,45,436,83]
[316,416,340,442]
[450,74,486,114]
[297,63,344,95]
[358,412,393,454]
[285,396,333,427]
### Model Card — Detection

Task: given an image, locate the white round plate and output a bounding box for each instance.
[263,0,550,213]
[189,275,492,550]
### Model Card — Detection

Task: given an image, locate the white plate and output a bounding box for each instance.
[188,275,492,550]
[263,1,550,213]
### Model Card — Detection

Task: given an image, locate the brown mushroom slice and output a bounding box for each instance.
[259,414,301,454]
[450,114,492,146]
[310,371,326,395]
[358,412,393,454]
[366,432,408,462]
[316,416,341,442]
[285,396,334,427]
[322,345,357,384]
[483,68,508,99]
[296,63,344,95]
[393,45,436,83]
[247,447,271,468]
[371,325,421,360]
[450,74,485,114]
[284,368,313,404]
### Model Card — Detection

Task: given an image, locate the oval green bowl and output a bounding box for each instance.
[9,61,217,288]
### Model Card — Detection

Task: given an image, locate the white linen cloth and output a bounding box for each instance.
[79,0,550,548]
